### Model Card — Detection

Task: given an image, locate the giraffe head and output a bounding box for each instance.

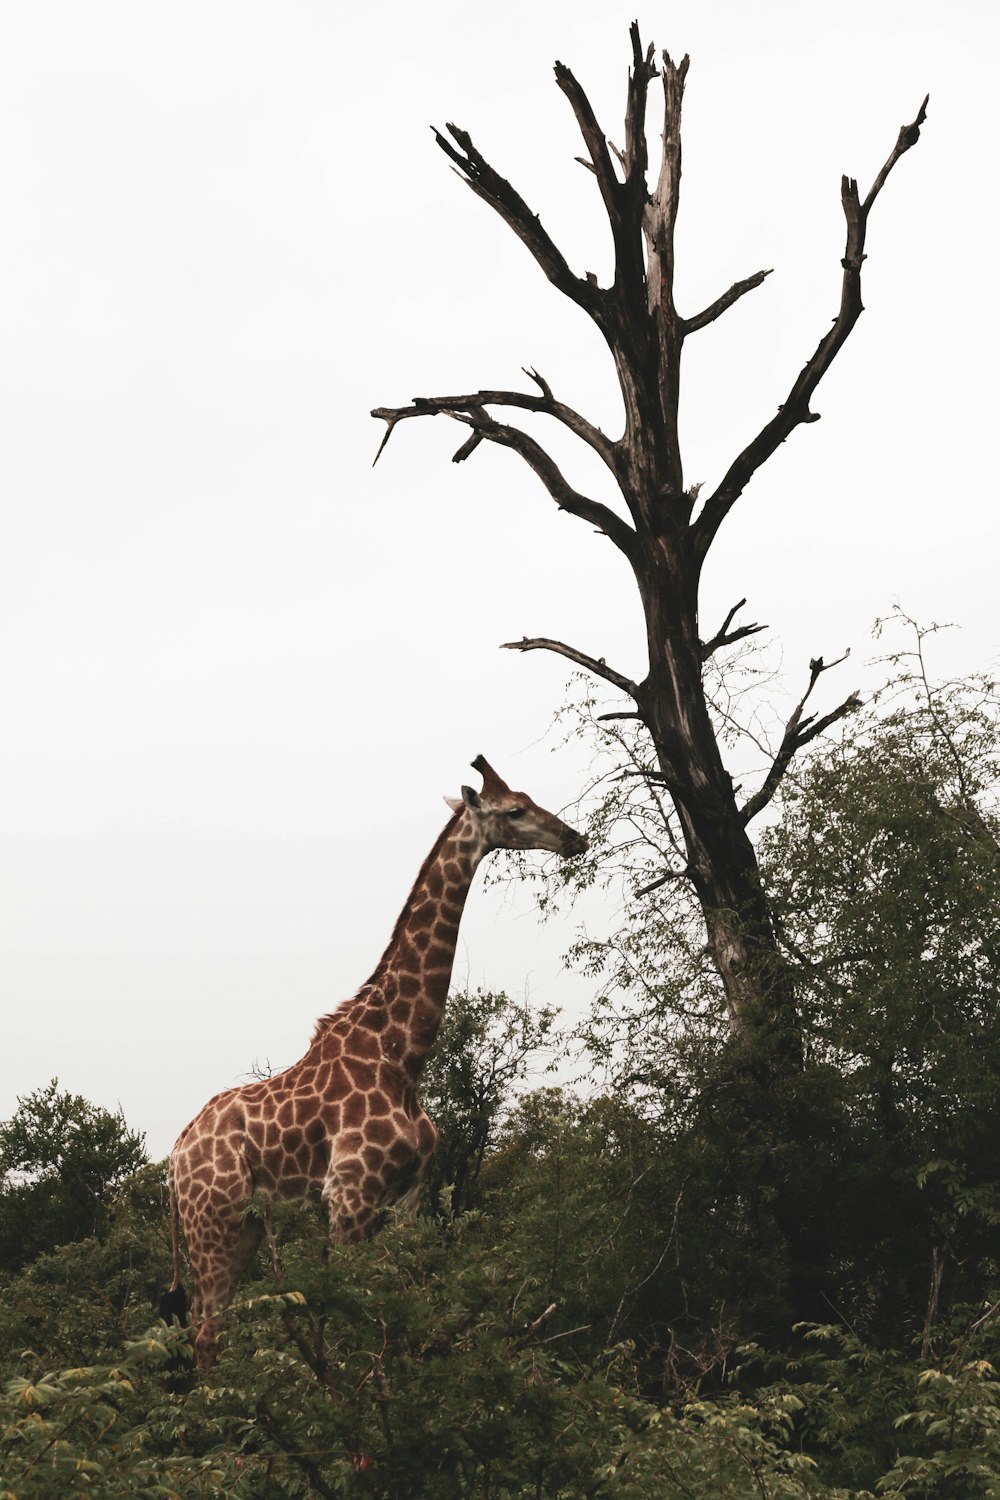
[445,755,587,857]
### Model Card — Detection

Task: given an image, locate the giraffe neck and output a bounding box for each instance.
[352,810,489,1076]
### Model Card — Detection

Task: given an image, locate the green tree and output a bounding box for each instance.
[0,1161,171,1379]
[757,626,1000,1339]
[419,988,555,1213]
[0,1080,148,1271]
[524,625,1000,1345]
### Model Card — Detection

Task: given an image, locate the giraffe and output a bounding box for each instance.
[166,755,586,1369]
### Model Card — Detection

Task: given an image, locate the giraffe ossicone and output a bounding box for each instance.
[166,755,586,1369]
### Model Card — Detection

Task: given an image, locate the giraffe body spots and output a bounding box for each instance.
[325,1059,349,1093]
[396,942,420,975]
[410,898,435,930]
[367,1116,394,1146]
[344,1055,377,1089]
[342,1092,366,1129]
[384,1024,407,1058]
[346,1027,380,1059]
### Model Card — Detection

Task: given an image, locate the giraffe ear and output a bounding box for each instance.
[461,784,482,810]
[444,796,464,814]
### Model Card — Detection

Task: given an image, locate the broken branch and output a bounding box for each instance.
[501,636,639,699]
[683,268,773,334]
[624,23,657,187]
[554,59,622,220]
[433,124,602,316]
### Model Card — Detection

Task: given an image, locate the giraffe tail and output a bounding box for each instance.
[158,1163,189,1327]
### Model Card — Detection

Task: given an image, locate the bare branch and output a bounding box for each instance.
[705,622,768,659]
[452,431,483,463]
[694,94,928,560]
[683,269,773,335]
[645,51,690,316]
[501,636,639,699]
[713,598,746,639]
[640,51,690,494]
[476,415,634,555]
[523,366,553,401]
[555,48,651,303]
[433,124,603,315]
[741,654,862,824]
[635,866,691,897]
[525,1301,558,1337]
[371,398,636,560]
[863,95,929,213]
[371,409,404,467]
[624,24,658,187]
[701,598,767,661]
[371,383,617,473]
[554,59,622,222]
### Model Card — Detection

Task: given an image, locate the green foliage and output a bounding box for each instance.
[7,1105,1000,1496]
[0,1162,172,1380]
[755,637,1000,1335]
[6,630,1000,1494]
[881,1356,1000,1497]
[0,1081,148,1273]
[0,1328,227,1499]
[419,989,555,1213]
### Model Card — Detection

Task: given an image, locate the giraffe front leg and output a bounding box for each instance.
[321,1155,385,1245]
[392,1107,439,1217]
[394,1117,439,1217]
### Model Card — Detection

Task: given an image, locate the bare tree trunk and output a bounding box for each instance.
[373,27,925,1070]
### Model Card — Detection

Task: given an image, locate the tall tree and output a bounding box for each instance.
[373,29,926,1066]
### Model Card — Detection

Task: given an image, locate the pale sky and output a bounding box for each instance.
[1,0,995,1159]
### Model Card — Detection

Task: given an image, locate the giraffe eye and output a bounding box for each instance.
[506,807,526,819]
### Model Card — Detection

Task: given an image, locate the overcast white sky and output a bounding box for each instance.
[1,0,995,1160]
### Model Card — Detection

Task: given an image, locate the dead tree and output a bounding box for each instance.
[373,28,926,1068]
